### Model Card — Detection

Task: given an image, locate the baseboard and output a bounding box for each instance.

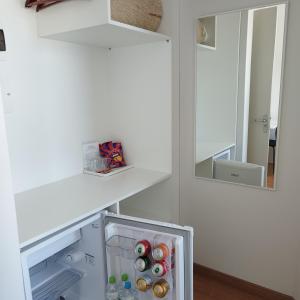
[194,264,294,300]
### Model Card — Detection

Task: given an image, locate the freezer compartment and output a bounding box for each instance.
[33,268,82,300]
[105,222,184,300]
[29,250,83,300]
[21,214,107,300]
[25,240,86,300]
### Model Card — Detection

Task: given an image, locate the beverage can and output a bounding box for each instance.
[135,240,152,257]
[135,257,151,272]
[152,262,168,277]
[152,279,170,298]
[152,243,169,261]
[136,275,153,292]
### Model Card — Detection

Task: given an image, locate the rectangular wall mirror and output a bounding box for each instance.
[195,3,287,189]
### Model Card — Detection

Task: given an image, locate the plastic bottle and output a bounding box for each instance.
[118,273,129,295]
[106,276,119,300]
[119,281,136,300]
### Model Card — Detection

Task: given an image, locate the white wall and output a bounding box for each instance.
[180,0,300,297]
[197,12,240,144]
[107,42,172,173]
[0,87,25,299]
[120,0,181,223]
[0,0,111,194]
[270,4,286,129]
[105,40,176,222]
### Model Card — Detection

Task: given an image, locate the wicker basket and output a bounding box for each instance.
[111,0,163,32]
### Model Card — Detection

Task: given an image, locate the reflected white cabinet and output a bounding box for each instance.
[195,142,235,178]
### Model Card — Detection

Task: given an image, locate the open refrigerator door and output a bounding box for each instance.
[104,213,193,300]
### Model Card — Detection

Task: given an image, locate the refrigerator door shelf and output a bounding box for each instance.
[106,234,137,259]
[104,213,194,300]
[105,222,184,300]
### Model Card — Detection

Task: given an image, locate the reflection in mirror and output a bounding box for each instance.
[195,4,287,189]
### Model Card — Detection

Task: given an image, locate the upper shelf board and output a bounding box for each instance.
[36,0,170,48]
[41,20,170,48]
[15,168,171,249]
[197,43,217,51]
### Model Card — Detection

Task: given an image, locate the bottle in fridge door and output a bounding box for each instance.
[20,212,193,300]
[119,281,137,300]
[106,275,119,300]
[118,273,129,295]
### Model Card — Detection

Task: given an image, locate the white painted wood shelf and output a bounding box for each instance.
[197,16,217,50]
[197,43,216,51]
[37,0,170,48]
[41,20,170,48]
[15,168,171,248]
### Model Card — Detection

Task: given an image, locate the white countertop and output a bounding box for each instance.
[15,168,171,249]
[196,142,236,164]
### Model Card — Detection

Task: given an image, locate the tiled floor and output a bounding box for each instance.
[194,270,264,300]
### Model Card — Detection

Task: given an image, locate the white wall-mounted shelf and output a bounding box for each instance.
[15,168,171,249]
[197,16,217,50]
[197,43,216,51]
[37,0,170,48]
[41,20,170,48]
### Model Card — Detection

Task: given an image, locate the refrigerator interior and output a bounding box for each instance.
[105,223,184,300]
[21,215,107,300]
[21,213,185,300]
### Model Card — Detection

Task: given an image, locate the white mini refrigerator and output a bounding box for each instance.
[21,212,193,300]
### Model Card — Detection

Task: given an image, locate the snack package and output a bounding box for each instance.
[99,141,127,169]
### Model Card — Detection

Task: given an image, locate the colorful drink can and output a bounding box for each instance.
[152,243,170,261]
[135,257,151,272]
[135,240,152,257]
[136,275,153,292]
[152,279,170,298]
[152,262,168,277]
